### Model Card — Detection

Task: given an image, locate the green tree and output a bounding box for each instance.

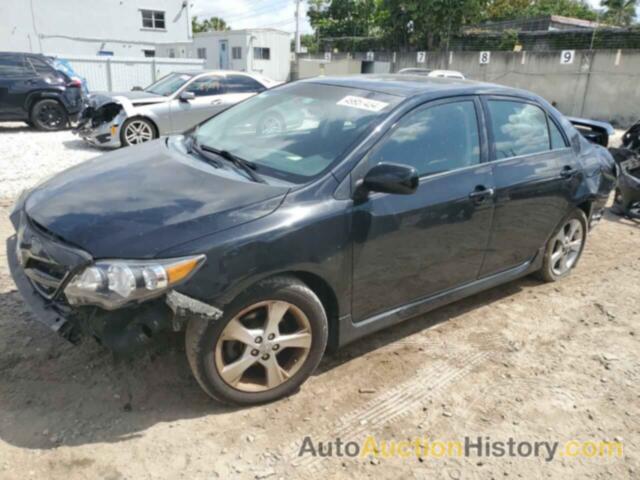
[601,0,638,26]
[375,0,486,50]
[485,0,598,21]
[192,16,231,33]
[308,0,378,50]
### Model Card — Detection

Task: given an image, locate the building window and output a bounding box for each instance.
[168,48,176,58]
[141,10,165,30]
[232,47,242,60]
[197,47,207,59]
[253,47,270,60]
[143,49,156,57]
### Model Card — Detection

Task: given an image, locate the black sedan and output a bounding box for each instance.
[8,75,615,405]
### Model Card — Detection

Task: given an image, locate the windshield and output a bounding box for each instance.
[145,72,193,96]
[194,83,401,183]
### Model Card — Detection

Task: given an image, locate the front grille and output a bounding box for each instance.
[17,218,73,300]
[23,255,69,299]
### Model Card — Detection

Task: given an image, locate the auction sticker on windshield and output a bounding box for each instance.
[337,96,389,112]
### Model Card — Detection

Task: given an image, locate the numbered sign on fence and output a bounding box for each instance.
[479,51,491,64]
[365,51,375,61]
[324,52,332,62]
[417,51,426,64]
[560,50,575,65]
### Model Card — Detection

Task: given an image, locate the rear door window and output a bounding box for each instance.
[549,119,568,149]
[223,74,265,93]
[368,100,481,177]
[487,100,550,159]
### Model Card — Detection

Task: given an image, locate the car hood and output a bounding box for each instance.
[87,91,167,112]
[24,140,289,259]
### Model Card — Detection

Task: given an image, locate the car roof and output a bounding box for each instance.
[173,70,257,77]
[302,74,538,101]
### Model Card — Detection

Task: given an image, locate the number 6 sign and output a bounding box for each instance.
[561,50,575,64]
[479,51,491,64]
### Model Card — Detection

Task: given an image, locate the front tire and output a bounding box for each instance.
[30,99,68,131]
[186,276,328,405]
[537,209,588,282]
[120,117,157,146]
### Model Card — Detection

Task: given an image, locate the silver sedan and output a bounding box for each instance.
[74,70,280,148]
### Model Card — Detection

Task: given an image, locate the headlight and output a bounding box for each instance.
[64,255,205,309]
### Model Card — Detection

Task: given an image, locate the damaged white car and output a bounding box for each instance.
[74,70,280,148]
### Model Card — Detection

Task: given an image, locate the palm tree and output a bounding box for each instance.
[192,16,231,33]
[601,0,637,26]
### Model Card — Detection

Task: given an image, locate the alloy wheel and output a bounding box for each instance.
[37,103,65,129]
[550,218,584,276]
[124,120,154,144]
[214,300,312,392]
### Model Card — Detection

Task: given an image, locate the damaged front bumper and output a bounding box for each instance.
[613,154,640,219]
[7,212,222,355]
[73,97,127,148]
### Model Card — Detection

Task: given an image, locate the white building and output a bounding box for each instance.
[0,0,192,57]
[160,29,291,82]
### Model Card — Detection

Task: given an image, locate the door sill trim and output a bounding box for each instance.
[338,252,542,347]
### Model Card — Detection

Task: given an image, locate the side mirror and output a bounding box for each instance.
[179,91,196,102]
[358,162,419,198]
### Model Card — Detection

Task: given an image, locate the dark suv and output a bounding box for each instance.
[8,76,615,405]
[0,52,84,130]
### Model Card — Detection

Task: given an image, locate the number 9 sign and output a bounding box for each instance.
[561,50,575,65]
[479,51,490,64]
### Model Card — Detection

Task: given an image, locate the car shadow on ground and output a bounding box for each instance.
[61,139,103,153]
[603,207,640,228]
[0,272,532,450]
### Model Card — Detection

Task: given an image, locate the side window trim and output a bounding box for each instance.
[547,114,570,149]
[362,95,487,181]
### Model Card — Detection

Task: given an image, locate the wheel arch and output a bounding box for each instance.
[576,199,592,221]
[216,269,342,351]
[26,92,65,117]
[122,115,160,139]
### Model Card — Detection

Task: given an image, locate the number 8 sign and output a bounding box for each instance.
[561,50,575,64]
[479,51,490,64]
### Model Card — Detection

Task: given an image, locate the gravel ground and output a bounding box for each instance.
[0,124,638,480]
[0,123,101,200]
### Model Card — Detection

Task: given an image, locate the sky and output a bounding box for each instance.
[191,0,640,37]
[191,0,313,35]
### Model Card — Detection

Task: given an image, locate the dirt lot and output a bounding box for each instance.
[0,124,638,479]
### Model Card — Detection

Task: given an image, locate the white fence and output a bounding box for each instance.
[51,54,206,92]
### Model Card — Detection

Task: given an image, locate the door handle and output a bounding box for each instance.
[560,165,576,178]
[211,99,222,105]
[469,186,495,200]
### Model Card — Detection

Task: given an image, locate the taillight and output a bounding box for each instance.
[67,78,82,88]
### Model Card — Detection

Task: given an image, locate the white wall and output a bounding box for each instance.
[0,0,191,57]
[61,55,204,92]
[186,29,291,81]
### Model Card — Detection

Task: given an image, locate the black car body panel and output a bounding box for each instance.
[0,51,84,121]
[8,76,616,353]
[23,140,290,258]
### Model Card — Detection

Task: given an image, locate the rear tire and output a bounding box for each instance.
[30,99,68,131]
[537,209,588,283]
[186,276,328,405]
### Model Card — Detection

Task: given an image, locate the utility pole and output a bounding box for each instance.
[294,0,301,53]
